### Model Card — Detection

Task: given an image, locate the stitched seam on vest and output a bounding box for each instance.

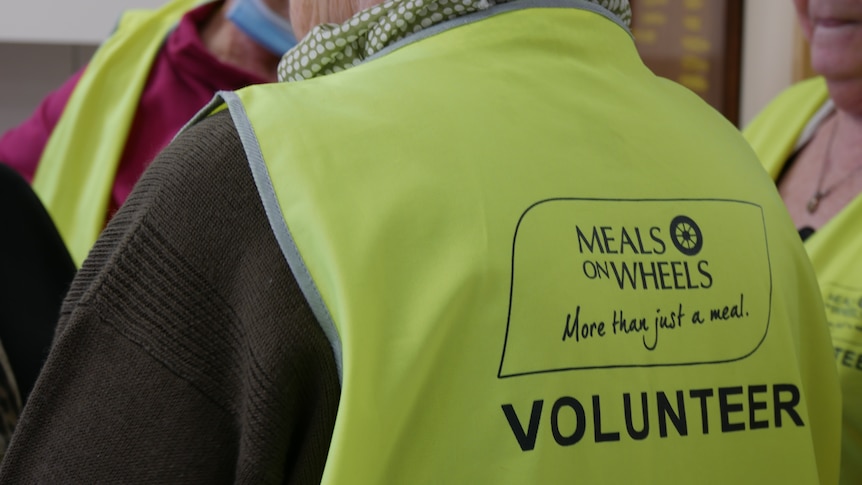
[363,0,632,64]
[219,90,345,386]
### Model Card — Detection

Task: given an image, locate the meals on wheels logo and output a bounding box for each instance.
[668,215,702,256]
[498,198,772,378]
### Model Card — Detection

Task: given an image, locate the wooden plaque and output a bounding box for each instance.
[630,0,743,124]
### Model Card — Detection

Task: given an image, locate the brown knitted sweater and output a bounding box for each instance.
[0,111,340,484]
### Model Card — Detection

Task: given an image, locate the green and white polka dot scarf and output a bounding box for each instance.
[277,0,631,82]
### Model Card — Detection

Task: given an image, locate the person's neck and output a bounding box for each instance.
[825,78,862,120]
[830,108,862,173]
[200,3,280,82]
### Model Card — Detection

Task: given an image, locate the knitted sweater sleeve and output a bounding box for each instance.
[0,111,340,484]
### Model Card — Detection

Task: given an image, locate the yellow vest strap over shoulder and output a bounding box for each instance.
[33,0,203,267]
[743,76,829,180]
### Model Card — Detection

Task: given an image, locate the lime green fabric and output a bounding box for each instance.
[743,77,829,180]
[745,77,861,485]
[32,0,202,267]
[217,4,839,483]
[277,0,631,81]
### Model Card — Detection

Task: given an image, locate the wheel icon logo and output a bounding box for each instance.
[670,215,702,256]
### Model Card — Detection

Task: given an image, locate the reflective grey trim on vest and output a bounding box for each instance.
[186,91,345,385]
[365,0,632,64]
[175,92,226,141]
[794,99,835,152]
[172,0,630,387]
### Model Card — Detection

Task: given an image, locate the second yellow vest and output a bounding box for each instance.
[745,76,861,485]
[33,0,202,267]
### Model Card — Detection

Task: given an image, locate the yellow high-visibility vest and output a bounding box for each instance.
[197,4,841,482]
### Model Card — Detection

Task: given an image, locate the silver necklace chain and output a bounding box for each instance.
[806,115,862,213]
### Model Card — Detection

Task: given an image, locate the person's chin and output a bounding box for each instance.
[819,75,862,116]
[810,40,862,80]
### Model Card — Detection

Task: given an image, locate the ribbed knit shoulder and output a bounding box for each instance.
[1,110,340,484]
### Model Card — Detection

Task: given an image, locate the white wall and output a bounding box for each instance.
[739,0,798,127]
[0,0,170,44]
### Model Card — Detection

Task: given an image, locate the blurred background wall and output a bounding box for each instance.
[630,0,805,128]
[0,0,808,132]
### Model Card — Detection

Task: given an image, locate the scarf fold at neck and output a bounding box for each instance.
[277,0,631,82]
